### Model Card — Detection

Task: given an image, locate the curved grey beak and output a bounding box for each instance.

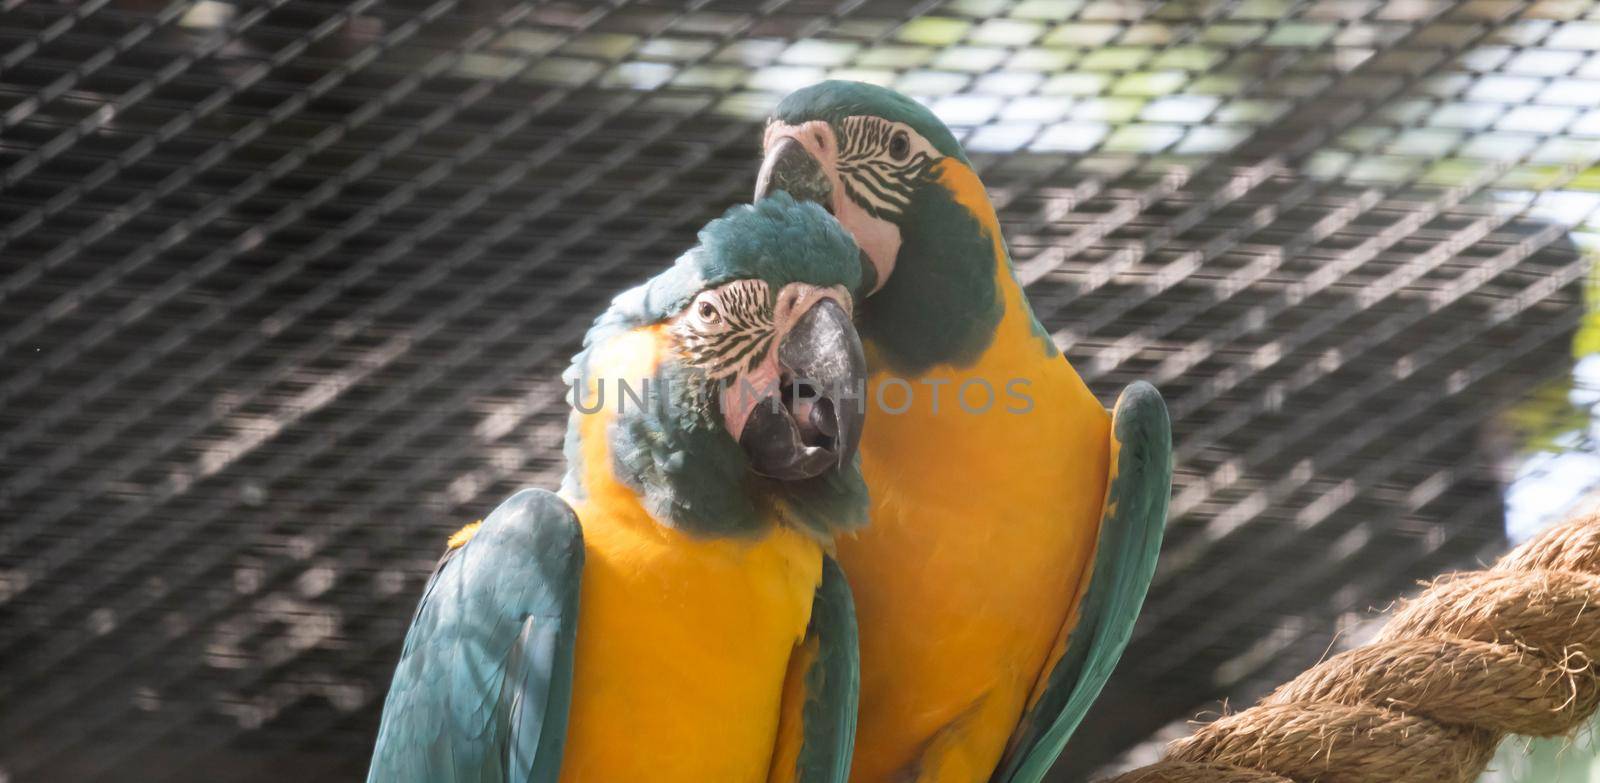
[755,136,834,210]
[739,299,866,481]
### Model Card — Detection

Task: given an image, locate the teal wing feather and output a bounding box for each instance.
[793,554,861,783]
[367,489,584,783]
[991,381,1172,783]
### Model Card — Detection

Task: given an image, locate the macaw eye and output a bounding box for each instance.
[696,300,722,324]
[888,130,910,161]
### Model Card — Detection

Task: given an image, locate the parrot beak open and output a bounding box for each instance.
[755,136,833,213]
[738,298,866,481]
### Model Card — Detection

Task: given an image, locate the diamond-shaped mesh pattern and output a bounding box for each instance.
[1,1,1596,781]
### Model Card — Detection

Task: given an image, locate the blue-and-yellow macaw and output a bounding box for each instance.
[755,82,1173,783]
[367,194,877,783]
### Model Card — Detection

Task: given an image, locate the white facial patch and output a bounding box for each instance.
[672,280,852,440]
[673,279,775,381]
[763,117,943,295]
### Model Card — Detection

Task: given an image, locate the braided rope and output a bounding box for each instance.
[1105,512,1600,783]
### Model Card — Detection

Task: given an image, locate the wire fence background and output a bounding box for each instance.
[1,0,1598,780]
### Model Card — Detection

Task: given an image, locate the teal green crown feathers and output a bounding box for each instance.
[774,80,971,165]
[580,191,865,343]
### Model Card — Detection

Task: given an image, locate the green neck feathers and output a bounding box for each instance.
[567,357,869,540]
[860,181,1005,376]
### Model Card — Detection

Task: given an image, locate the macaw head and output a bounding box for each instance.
[756,81,1009,374]
[564,193,871,537]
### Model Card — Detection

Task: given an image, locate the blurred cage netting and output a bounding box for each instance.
[1,0,1597,780]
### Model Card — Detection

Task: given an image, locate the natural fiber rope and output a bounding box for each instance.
[1103,511,1600,783]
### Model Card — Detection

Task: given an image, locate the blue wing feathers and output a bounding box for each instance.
[795,554,861,783]
[368,489,584,783]
[992,381,1172,783]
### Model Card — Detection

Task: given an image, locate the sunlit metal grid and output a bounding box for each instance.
[0,1,1596,781]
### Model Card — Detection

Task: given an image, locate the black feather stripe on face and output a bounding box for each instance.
[834,116,937,219]
[675,279,776,379]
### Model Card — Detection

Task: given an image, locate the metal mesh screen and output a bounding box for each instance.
[1,1,1596,781]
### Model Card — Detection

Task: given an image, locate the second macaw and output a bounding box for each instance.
[756,81,1173,783]
[367,194,875,783]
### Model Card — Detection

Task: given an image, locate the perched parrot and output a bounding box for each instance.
[367,194,878,783]
[754,81,1173,783]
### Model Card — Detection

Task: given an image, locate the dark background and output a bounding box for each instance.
[2,1,1597,780]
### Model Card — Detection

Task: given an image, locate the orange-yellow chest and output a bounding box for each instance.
[839,162,1112,782]
[557,327,823,783]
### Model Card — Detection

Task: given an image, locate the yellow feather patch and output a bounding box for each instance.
[445,521,482,550]
[555,323,829,782]
[767,635,820,783]
[840,157,1113,782]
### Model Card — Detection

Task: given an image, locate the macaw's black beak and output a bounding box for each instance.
[755,136,833,211]
[739,298,866,481]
